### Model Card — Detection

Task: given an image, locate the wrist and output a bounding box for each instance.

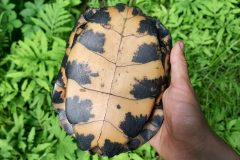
[199,128,239,160]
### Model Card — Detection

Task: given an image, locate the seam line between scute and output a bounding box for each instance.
[96,8,130,147]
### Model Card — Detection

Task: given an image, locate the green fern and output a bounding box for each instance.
[21,0,72,39]
[0,113,25,159]
[20,0,45,23]
[20,0,44,38]
[0,0,22,33]
[0,16,9,56]
[0,30,75,159]
[31,0,72,37]
[87,0,101,7]
[0,0,22,54]
[0,31,65,111]
[0,0,239,159]
[48,117,78,159]
[8,31,64,79]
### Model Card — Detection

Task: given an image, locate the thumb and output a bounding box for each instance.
[170,41,189,86]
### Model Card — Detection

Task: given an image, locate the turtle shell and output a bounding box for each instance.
[52,3,172,157]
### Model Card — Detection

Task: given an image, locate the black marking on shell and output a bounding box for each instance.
[52,90,64,103]
[132,8,138,16]
[61,54,68,68]
[130,77,163,99]
[117,104,121,109]
[156,21,169,38]
[156,21,172,70]
[140,128,156,141]
[79,29,105,53]
[80,89,86,92]
[132,7,143,16]
[128,138,141,150]
[115,3,125,12]
[76,134,95,150]
[75,16,87,30]
[69,21,82,49]
[137,18,158,36]
[83,9,96,20]
[158,40,168,68]
[55,54,68,87]
[66,60,99,85]
[119,112,147,138]
[72,33,81,48]
[150,115,164,128]
[102,139,128,157]
[57,109,74,134]
[132,43,160,64]
[66,96,94,124]
[89,146,102,155]
[84,8,110,25]
[55,70,64,87]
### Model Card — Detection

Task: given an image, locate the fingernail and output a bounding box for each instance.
[179,42,184,50]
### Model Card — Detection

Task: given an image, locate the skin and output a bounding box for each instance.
[149,42,240,160]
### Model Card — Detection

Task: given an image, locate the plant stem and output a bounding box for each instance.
[100,0,106,7]
[129,0,136,6]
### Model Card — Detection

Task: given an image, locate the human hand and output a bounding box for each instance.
[149,42,239,160]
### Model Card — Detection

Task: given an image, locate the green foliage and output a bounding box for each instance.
[0,0,22,55]
[0,30,78,159]
[1,31,64,109]
[20,0,72,39]
[0,0,239,159]
[0,0,22,33]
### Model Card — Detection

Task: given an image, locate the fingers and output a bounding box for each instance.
[170,41,189,86]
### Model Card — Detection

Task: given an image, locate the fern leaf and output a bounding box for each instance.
[35,78,50,91]
[31,17,50,33]
[32,143,52,153]
[20,0,45,23]
[9,31,65,79]
[31,0,72,38]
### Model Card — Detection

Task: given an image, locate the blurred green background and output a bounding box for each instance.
[0,0,239,159]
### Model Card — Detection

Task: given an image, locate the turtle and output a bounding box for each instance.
[52,3,172,157]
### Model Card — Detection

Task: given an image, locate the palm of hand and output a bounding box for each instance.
[151,82,208,159]
[150,42,239,160]
[150,42,209,159]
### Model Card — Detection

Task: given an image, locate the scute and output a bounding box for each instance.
[52,3,171,157]
[132,43,160,64]
[116,35,159,66]
[130,77,162,99]
[66,96,94,124]
[102,139,128,157]
[79,29,105,53]
[137,17,158,36]
[66,60,99,85]
[119,112,148,138]
[84,7,110,25]
[76,134,95,150]
[115,3,125,12]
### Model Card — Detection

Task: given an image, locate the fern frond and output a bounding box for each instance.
[48,117,77,159]
[29,0,72,39]
[20,0,45,23]
[3,30,65,108]
[0,0,22,53]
